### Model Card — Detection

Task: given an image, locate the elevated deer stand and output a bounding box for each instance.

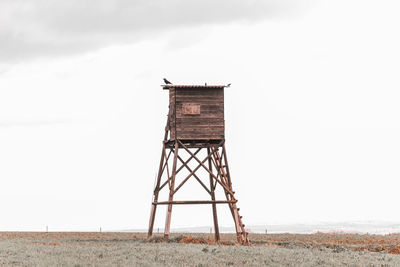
[147,85,249,244]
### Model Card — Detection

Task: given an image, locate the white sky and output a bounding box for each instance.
[1,0,400,231]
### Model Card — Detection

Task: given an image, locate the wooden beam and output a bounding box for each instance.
[164,142,179,238]
[154,200,237,205]
[208,147,220,242]
[173,154,212,196]
[148,142,166,238]
[175,147,202,175]
[178,140,235,196]
[158,149,172,188]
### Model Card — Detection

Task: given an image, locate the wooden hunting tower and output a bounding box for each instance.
[148,84,249,244]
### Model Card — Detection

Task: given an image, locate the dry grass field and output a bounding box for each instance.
[1,232,400,266]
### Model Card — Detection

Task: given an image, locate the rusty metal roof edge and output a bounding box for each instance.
[161,84,228,90]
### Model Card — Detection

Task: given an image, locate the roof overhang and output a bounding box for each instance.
[162,85,227,90]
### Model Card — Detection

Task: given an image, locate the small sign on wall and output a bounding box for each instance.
[182,103,201,115]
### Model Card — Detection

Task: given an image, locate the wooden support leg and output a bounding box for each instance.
[148,142,167,238]
[207,148,220,242]
[164,141,179,239]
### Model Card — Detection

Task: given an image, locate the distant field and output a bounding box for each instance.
[1,232,400,266]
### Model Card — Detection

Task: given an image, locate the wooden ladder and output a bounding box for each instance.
[214,148,249,244]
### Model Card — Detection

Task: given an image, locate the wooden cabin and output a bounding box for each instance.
[163,85,226,141]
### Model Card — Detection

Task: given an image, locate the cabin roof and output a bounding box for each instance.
[162,84,227,90]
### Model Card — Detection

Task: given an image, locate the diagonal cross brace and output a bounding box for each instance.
[177,140,235,197]
[173,151,212,196]
[175,148,202,175]
[159,147,201,191]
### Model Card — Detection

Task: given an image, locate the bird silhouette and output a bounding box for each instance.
[227,83,231,87]
[163,78,172,85]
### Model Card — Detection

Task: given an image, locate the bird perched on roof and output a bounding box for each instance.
[163,78,172,85]
[227,83,231,87]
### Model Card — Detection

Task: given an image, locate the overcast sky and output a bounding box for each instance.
[1,0,400,231]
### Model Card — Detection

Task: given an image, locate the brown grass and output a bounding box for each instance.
[1,232,400,266]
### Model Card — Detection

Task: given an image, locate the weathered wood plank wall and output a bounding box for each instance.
[169,88,224,140]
